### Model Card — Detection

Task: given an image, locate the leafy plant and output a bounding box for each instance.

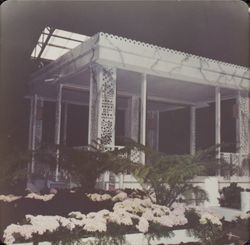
[36,142,141,192]
[36,141,230,207]
[126,145,211,207]
[185,209,227,245]
[0,140,29,194]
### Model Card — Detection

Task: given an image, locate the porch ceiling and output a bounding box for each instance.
[32,66,236,110]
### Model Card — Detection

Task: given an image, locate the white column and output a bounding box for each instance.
[30,94,38,174]
[125,96,140,142]
[215,87,221,158]
[29,94,43,174]
[190,106,196,155]
[62,103,68,146]
[156,111,160,151]
[140,74,147,145]
[140,74,147,164]
[55,84,63,181]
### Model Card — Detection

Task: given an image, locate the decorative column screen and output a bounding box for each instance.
[237,91,249,154]
[89,64,117,147]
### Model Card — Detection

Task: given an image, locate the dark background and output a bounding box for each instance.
[0,0,249,151]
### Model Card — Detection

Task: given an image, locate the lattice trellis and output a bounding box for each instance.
[237,91,249,154]
[89,64,117,146]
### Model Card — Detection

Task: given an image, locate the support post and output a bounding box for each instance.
[30,94,38,174]
[190,106,196,155]
[215,87,221,159]
[29,94,43,174]
[62,103,68,146]
[140,73,147,164]
[236,91,249,175]
[55,84,63,181]
[88,64,117,190]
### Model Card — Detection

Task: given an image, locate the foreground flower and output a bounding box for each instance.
[3,197,223,244]
[112,191,128,202]
[87,193,112,202]
[136,217,149,233]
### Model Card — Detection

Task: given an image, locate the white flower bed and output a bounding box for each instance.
[25,193,55,201]
[0,195,22,202]
[86,193,112,202]
[0,193,55,202]
[3,195,222,244]
[86,191,128,202]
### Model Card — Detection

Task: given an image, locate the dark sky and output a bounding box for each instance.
[0,0,249,148]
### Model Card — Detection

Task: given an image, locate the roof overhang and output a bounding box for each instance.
[29,32,250,109]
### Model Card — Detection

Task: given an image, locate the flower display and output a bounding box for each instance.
[111,191,128,202]
[25,193,55,201]
[136,217,149,233]
[0,194,22,202]
[3,193,223,244]
[232,211,250,221]
[87,193,112,202]
[239,212,250,220]
[187,206,223,226]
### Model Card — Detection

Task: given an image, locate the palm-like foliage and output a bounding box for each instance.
[36,141,237,207]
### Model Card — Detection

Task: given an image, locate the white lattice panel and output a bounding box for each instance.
[89,64,117,146]
[237,91,249,154]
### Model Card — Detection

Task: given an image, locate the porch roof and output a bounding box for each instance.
[29,32,250,107]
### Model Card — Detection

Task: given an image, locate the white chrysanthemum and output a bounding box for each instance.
[70,217,86,227]
[112,192,128,202]
[107,212,122,225]
[142,209,155,221]
[239,212,250,220]
[86,212,97,219]
[84,217,107,232]
[199,213,222,226]
[57,216,75,230]
[136,217,149,233]
[96,209,110,217]
[87,193,112,202]
[3,224,21,244]
[0,194,22,202]
[101,194,112,201]
[25,193,55,201]
[68,211,86,220]
[141,198,152,208]
[155,215,174,227]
